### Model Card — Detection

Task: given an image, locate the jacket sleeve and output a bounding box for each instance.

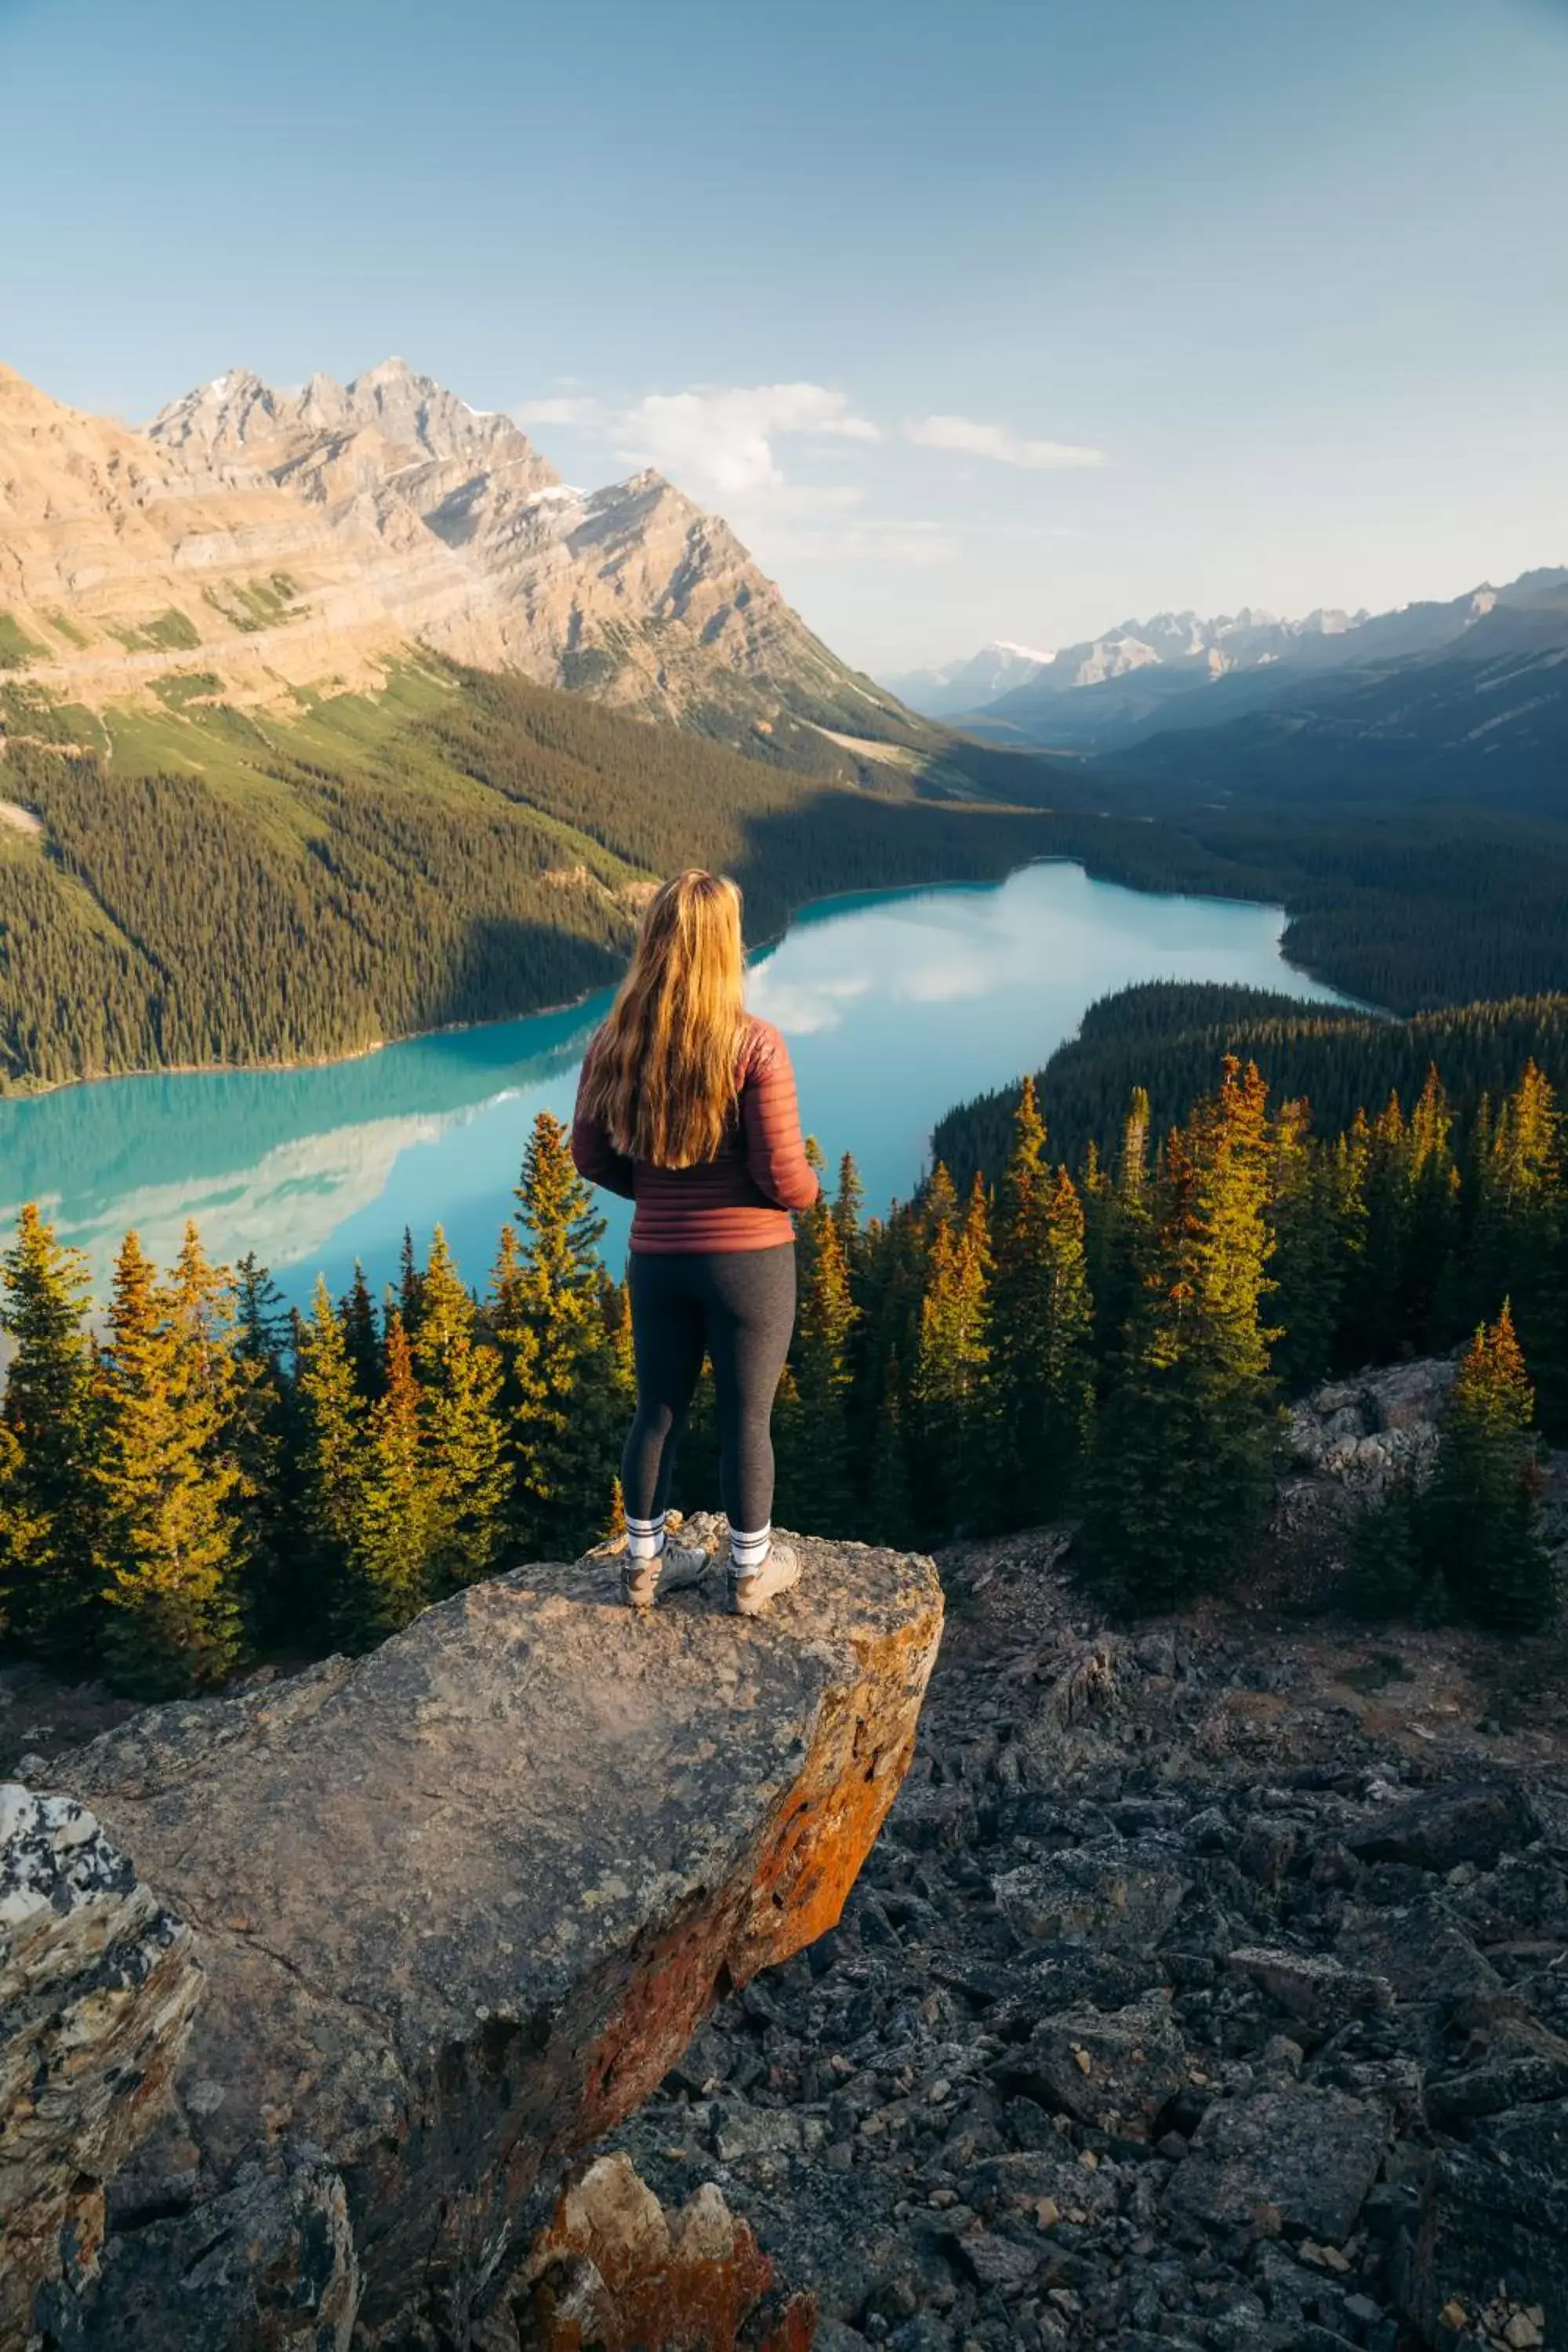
[571,1064,636,1200]
[740,1025,820,1211]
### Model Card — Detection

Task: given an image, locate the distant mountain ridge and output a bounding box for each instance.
[0,356,913,749]
[898,571,1568,752]
[884,641,1054,717]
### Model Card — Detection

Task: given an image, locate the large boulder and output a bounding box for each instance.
[1345,1781,1538,1874]
[42,1537,942,2348]
[1,1785,204,2350]
[1163,2085,1388,2242]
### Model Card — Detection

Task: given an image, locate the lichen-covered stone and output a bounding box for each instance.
[1,1783,203,2349]
[993,1838,1189,1951]
[53,1535,942,2346]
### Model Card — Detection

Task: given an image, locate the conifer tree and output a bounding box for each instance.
[1081,1060,1278,1612]
[413,1227,507,1588]
[833,1152,866,1271]
[339,1261,383,1399]
[0,1205,98,1658]
[865,1349,916,1549]
[1348,1093,1417,1364]
[1268,1098,1344,1391]
[608,1278,637,1410]
[0,1423,47,1642]
[1085,1089,1154,1356]
[983,1081,1094,1526]
[341,1312,433,1642]
[1472,1064,1564,1426]
[93,1227,245,1697]
[1407,1067,1463,1350]
[294,1275,366,1621]
[909,1168,992,1536]
[1424,1305,1554,1632]
[1348,1481,1430,1622]
[397,1228,425,1342]
[230,1253,292,1647]
[496,1112,622,1554]
[782,1146,860,1531]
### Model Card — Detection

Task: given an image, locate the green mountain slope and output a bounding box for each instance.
[0,659,1093,1091]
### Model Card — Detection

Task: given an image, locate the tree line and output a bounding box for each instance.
[2,1046,1559,1698]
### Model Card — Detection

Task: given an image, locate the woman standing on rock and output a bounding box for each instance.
[572,869,818,1614]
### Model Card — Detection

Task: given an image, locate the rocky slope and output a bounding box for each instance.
[577,1369,1568,2352]
[3,1534,942,2348]
[7,1370,1566,2352]
[0,358,909,742]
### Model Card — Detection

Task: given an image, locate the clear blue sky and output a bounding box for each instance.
[4,0,1566,670]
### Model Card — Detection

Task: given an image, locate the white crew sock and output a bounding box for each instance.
[730,1523,772,1573]
[625,1511,667,1564]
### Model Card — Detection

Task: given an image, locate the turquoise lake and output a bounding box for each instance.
[0,861,1354,1308]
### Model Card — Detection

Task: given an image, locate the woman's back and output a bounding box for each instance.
[572,1013,818,1252]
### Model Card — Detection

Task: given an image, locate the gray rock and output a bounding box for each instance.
[1334,1897,1502,2007]
[1228,1946,1392,2030]
[1425,2014,1568,2128]
[953,2229,1042,2297]
[707,2100,829,2161]
[1404,2141,1568,2347]
[993,1838,1189,1951]
[1345,1782,1537,1874]
[1163,2088,1387,2241]
[999,1992,1189,2142]
[39,2147,358,2352]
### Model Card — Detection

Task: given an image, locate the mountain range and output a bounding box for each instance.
[895,572,1568,771]
[0,356,909,752]
[883,641,1055,719]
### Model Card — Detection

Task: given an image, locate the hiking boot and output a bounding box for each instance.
[728,1540,802,1617]
[621,1540,710,1610]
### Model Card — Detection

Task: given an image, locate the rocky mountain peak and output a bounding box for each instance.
[0,355,906,748]
[144,365,279,455]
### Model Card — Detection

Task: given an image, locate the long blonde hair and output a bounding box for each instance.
[581,870,749,1167]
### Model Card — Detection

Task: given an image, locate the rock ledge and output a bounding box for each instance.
[34,1534,942,2347]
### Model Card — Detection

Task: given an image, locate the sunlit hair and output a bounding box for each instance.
[579,870,749,1167]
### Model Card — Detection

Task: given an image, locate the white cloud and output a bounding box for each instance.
[511,379,955,563]
[615,383,879,500]
[906,413,1105,470]
[514,381,879,506]
[514,394,609,430]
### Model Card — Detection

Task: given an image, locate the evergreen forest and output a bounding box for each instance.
[3,1018,1559,1699]
[5,658,1568,1094]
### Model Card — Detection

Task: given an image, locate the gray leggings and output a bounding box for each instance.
[622,1244,797,1533]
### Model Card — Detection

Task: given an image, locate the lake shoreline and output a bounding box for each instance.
[2,862,1359,1309]
[0,856,1340,1109]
